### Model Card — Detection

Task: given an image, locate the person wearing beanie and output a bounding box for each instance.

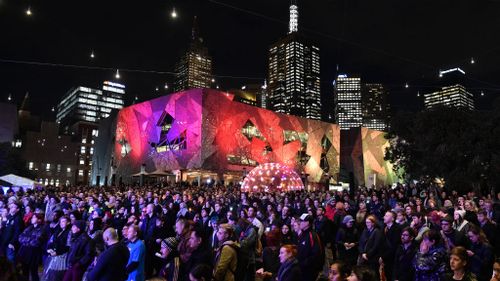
[64,220,95,281]
[159,236,180,281]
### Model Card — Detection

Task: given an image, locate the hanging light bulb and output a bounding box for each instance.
[134,96,138,101]
[417,91,420,97]
[405,83,409,89]
[155,87,159,92]
[471,57,475,64]
[7,94,12,101]
[164,83,169,89]
[171,7,177,18]
[481,91,484,96]
[26,6,32,16]
[90,50,95,59]
[115,69,120,79]
[51,106,55,112]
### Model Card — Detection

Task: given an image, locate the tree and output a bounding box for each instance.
[385,104,500,195]
[0,142,33,178]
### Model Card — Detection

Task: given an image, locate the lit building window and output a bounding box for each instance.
[90,147,94,155]
[57,164,61,172]
[82,138,87,144]
[28,162,34,170]
[78,170,84,176]
[46,163,51,171]
[79,159,85,165]
[67,167,71,173]
[81,146,86,154]
[92,130,99,137]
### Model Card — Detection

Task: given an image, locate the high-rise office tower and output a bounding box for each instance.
[424,67,474,110]
[334,74,362,130]
[174,17,213,92]
[362,83,390,131]
[267,0,321,120]
[56,81,125,184]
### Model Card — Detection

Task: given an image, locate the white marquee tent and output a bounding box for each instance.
[0,174,44,193]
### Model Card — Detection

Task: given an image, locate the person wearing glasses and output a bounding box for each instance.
[393,227,417,281]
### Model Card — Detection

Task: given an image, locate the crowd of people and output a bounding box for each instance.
[0,182,499,281]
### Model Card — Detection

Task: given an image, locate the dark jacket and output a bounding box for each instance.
[393,242,417,281]
[17,224,46,265]
[276,258,301,281]
[382,223,401,263]
[0,212,23,250]
[469,242,494,281]
[87,241,130,281]
[358,227,384,267]
[297,228,323,281]
[181,244,212,281]
[67,231,95,268]
[335,225,359,266]
[47,226,71,255]
[413,245,447,281]
[140,214,157,243]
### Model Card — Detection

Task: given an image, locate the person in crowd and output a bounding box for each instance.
[328,260,350,281]
[444,246,478,281]
[257,244,301,281]
[64,220,95,281]
[0,203,23,262]
[355,202,368,230]
[213,223,238,281]
[236,217,258,281]
[17,213,46,281]
[87,218,104,255]
[158,237,180,281]
[126,224,146,281]
[44,215,71,281]
[86,228,129,281]
[346,266,377,281]
[336,215,359,267]
[297,213,324,281]
[188,264,212,281]
[381,210,401,281]
[281,224,294,245]
[453,209,471,235]
[413,229,447,281]
[315,206,334,276]
[181,227,212,280]
[258,228,281,280]
[491,258,500,281]
[357,215,383,274]
[476,208,497,249]
[410,212,430,243]
[393,226,417,281]
[466,224,494,281]
[440,215,469,252]
[140,203,158,278]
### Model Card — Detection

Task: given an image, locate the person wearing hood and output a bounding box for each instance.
[213,223,239,281]
[335,215,359,267]
[63,220,95,281]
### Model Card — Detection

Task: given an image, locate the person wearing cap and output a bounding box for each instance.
[213,223,239,281]
[125,224,146,281]
[335,215,359,267]
[87,228,130,281]
[296,213,323,281]
[159,236,180,281]
[440,215,469,252]
[64,220,95,281]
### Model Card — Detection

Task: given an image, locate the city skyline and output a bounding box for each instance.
[1,0,500,119]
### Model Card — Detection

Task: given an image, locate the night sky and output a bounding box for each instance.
[1,0,500,120]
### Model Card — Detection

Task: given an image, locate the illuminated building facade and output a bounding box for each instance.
[56,81,125,184]
[334,74,362,130]
[362,83,390,131]
[268,0,321,120]
[424,67,474,110]
[174,17,213,92]
[109,89,397,188]
[424,85,474,110]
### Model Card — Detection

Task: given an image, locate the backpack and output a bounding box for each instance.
[223,243,246,281]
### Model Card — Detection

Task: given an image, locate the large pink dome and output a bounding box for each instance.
[241,163,304,192]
